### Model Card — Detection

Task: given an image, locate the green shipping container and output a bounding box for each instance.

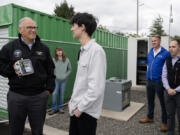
[0,4,128,120]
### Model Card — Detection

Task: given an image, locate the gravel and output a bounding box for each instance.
[45,90,179,135]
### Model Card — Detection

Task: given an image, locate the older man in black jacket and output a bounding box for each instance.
[0,17,55,135]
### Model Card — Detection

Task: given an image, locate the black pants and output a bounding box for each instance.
[69,113,97,135]
[146,80,167,124]
[164,91,180,135]
[7,91,48,135]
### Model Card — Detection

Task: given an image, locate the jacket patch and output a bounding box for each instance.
[14,50,22,58]
[36,51,43,55]
[157,55,163,58]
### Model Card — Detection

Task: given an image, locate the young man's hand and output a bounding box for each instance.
[46,90,50,96]
[73,108,82,118]
[167,88,176,96]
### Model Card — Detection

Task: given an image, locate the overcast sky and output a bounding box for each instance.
[0,0,179,36]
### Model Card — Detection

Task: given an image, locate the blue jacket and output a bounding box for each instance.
[146,47,170,81]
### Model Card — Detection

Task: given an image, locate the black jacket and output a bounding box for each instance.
[0,34,55,95]
[166,57,180,89]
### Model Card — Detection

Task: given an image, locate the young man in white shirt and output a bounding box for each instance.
[69,12,107,135]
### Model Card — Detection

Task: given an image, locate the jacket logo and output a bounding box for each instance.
[157,55,162,58]
[36,51,43,55]
[14,50,22,58]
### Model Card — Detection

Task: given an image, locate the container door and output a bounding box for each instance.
[136,40,148,85]
[0,26,9,115]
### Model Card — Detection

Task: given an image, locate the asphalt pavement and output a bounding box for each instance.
[1,89,179,135]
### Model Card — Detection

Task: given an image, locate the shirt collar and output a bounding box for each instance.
[80,39,95,52]
[173,55,180,59]
[21,37,35,46]
[153,47,161,53]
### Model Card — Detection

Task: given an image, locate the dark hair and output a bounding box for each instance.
[54,47,66,62]
[152,35,161,40]
[70,12,97,37]
[171,39,180,47]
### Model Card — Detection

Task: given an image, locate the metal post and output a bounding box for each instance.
[137,0,139,36]
[168,18,171,44]
[168,4,173,44]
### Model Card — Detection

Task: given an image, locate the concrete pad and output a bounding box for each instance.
[101,101,144,121]
[131,86,146,92]
[25,123,69,135]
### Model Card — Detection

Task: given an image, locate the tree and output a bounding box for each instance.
[98,25,110,32]
[171,35,180,40]
[149,15,167,36]
[54,0,75,19]
[115,32,125,37]
[127,33,140,38]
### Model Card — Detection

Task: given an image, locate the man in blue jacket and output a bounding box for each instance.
[139,35,171,132]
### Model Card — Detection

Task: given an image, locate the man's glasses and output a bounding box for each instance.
[24,26,38,30]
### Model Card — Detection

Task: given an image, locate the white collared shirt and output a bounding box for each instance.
[153,47,161,57]
[69,39,107,119]
[21,37,35,50]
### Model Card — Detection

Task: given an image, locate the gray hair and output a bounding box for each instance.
[19,17,37,28]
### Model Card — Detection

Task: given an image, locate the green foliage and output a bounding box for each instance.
[171,35,180,40]
[149,15,167,36]
[115,32,147,38]
[126,33,141,38]
[115,32,125,36]
[98,25,110,32]
[54,0,75,19]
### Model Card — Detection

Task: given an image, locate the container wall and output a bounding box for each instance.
[0,26,9,119]
[0,4,13,26]
[5,4,76,44]
[42,41,127,104]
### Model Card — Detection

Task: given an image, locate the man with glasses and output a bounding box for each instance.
[0,17,55,135]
